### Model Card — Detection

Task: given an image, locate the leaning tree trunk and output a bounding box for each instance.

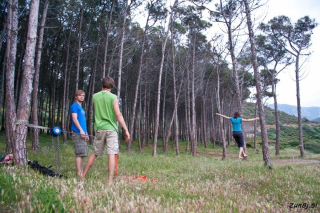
[102,0,115,78]
[5,0,18,155]
[75,3,84,91]
[253,102,257,151]
[62,24,73,143]
[32,0,49,152]
[116,0,128,114]
[243,0,272,169]
[152,0,178,157]
[115,0,129,145]
[272,69,281,155]
[87,39,100,145]
[128,14,150,153]
[15,0,40,165]
[295,53,305,156]
[190,34,197,156]
[171,29,180,156]
[216,59,227,160]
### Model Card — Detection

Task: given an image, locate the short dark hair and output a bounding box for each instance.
[234,111,240,118]
[102,77,115,89]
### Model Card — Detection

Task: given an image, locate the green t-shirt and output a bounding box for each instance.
[93,91,118,132]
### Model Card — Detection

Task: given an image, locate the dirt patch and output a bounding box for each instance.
[271,158,320,165]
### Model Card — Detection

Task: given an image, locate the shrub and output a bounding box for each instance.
[304,142,320,154]
[279,143,285,150]
[288,140,299,147]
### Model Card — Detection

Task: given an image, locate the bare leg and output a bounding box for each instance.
[243,149,248,158]
[108,154,116,185]
[239,147,243,159]
[239,147,248,159]
[81,153,98,179]
[75,157,83,177]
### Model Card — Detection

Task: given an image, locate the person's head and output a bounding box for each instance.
[75,90,85,102]
[102,77,115,89]
[234,111,241,119]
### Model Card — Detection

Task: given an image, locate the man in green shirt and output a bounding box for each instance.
[81,77,130,185]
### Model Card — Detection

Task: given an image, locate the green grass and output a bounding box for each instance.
[1,133,320,212]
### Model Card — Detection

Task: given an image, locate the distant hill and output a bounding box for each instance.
[267,104,320,121]
[314,117,320,123]
[243,102,298,125]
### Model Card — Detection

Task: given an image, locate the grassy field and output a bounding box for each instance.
[1,133,320,212]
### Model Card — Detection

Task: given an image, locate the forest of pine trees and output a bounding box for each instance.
[0,0,317,166]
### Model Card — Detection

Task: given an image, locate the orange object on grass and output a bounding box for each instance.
[124,176,157,182]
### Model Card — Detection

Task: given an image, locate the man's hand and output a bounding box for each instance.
[124,130,130,142]
[80,130,88,141]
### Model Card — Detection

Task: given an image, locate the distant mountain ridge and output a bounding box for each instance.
[267,104,320,121]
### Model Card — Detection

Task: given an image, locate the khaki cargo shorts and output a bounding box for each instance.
[72,132,88,157]
[93,130,119,155]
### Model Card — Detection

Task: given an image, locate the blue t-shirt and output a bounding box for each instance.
[230,117,242,132]
[70,102,87,134]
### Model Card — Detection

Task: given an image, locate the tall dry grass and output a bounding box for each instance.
[0,133,320,212]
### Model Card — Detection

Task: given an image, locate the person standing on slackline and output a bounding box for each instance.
[216,112,259,159]
[81,77,130,185]
[70,90,89,177]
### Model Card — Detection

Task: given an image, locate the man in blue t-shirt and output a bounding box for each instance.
[70,90,89,177]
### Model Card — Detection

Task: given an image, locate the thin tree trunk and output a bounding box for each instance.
[32,0,49,152]
[115,0,129,145]
[191,35,197,156]
[62,25,73,143]
[75,3,84,91]
[162,64,168,149]
[5,0,18,155]
[219,0,242,112]
[272,69,280,155]
[102,0,115,78]
[14,35,26,106]
[253,102,257,151]
[0,41,7,133]
[107,36,120,77]
[295,53,305,156]
[171,30,180,156]
[87,38,100,145]
[243,0,272,169]
[128,14,150,152]
[216,58,227,160]
[152,0,178,157]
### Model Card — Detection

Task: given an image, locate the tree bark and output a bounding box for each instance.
[75,3,84,91]
[32,0,49,152]
[15,0,40,165]
[128,13,150,152]
[272,69,280,155]
[191,34,197,156]
[102,0,115,78]
[5,0,18,155]
[152,0,178,157]
[295,53,305,156]
[243,0,272,169]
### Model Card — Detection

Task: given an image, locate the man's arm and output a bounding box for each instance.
[113,98,130,142]
[71,113,89,140]
[215,113,230,120]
